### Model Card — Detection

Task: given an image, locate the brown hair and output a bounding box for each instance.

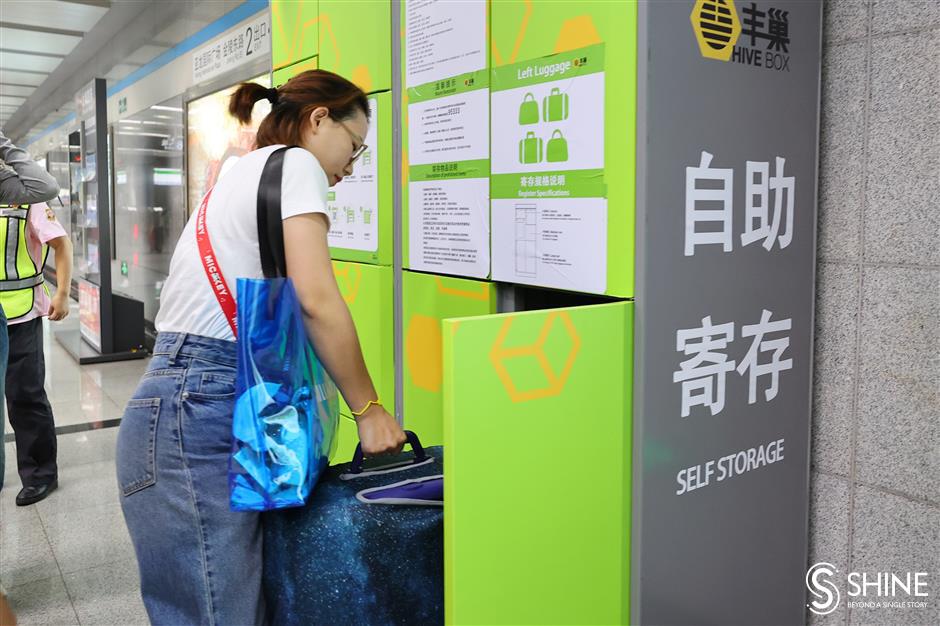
[228,69,370,148]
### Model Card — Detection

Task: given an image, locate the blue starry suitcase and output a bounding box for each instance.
[263,432,444,626]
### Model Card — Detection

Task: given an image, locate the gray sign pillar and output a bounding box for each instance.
[632,1,822,624]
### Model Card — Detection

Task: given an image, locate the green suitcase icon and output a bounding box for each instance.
[519,131,543,164]
[546,129,568,163]
[518,92,539,125]
[542,87,569,122]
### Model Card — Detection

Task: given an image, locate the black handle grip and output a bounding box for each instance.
[349,430,426,475]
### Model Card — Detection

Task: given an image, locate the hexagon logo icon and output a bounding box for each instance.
[332,262,362,305]
[691,0,741,62]
[489,312,581,403]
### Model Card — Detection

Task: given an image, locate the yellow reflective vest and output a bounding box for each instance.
[0,204,50,320]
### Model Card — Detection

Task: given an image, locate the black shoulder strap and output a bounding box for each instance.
[256,146,292,278]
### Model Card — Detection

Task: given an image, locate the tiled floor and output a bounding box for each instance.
[1,319,150,625]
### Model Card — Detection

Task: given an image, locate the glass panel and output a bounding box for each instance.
[110,95,186,324]
[73,123,101,286]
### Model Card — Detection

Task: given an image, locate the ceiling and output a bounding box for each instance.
[0,0,110,131]
[0,0,239,143]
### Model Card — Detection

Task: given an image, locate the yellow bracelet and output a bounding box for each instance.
[351,399,382,417]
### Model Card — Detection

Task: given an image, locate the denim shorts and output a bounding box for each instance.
[116,332,264,626]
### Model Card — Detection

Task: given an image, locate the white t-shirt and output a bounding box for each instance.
[156,145,330,341]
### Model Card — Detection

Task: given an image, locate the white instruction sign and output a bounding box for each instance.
[405,0,486,88]
[408,88,489,166]
[409,177,490,278]
[491,197,607,293]
[328,98,379,252]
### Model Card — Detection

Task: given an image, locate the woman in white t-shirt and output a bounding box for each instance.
[116,70,406,626]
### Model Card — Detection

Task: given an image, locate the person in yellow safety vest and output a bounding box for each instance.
[0,200,72,507]
[0,130,60,626]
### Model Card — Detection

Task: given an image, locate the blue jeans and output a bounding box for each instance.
[116,333,264,626]
[0,307,7,493]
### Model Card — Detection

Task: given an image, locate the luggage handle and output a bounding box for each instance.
[349,430,426,475]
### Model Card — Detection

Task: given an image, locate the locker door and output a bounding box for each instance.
[443,301,633,625]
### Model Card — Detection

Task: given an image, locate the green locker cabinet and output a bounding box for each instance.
[317,0,392,93]
[272,55,318,87]
[331,260,395,419]
[443,302,633,625]
[402,271,497,448]
[271,0,319,70]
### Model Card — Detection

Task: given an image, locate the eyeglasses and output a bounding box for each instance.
[336,118,367,165]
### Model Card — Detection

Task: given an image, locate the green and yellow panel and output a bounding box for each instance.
[272,55,318,87]
[331,260,395,419]
[490,1,638,297]
[330,414,360,466]
[328,91,393,266]
[443,301,633,625]
[317,0,392,93]
[402,271,497,448]
[271,0,319,70]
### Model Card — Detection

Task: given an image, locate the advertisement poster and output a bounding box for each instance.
[78,279,102,350]
[328,97,380,252]
[490,44,607,293]
[405,0,490,279]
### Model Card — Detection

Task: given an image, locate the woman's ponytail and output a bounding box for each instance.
[228,82,272,125]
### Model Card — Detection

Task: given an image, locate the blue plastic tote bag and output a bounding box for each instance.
[196,146,339,512]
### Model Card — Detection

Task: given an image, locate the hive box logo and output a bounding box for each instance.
[691,0,742,61]
[691,0,792,72]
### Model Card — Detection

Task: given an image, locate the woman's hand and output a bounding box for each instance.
[355,404,407,457]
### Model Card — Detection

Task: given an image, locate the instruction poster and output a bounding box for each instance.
[328,97,379,252]
[406,0,490,279]
[405,0,487,89]
[491,44,607,293]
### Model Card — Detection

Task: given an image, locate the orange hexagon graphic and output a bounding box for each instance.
[553,15,601,54]
[405,314,443,393]
[351,64,374,93]
[691,0,741,62]
[489,312,581,403]
[434,277,490,302]
[273,2,319,68]
[319,14,341,69]
[491,0,532,66]
[332,262,362,305]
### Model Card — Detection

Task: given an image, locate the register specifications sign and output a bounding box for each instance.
[633,1,821,624]
[490,45,607,294]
